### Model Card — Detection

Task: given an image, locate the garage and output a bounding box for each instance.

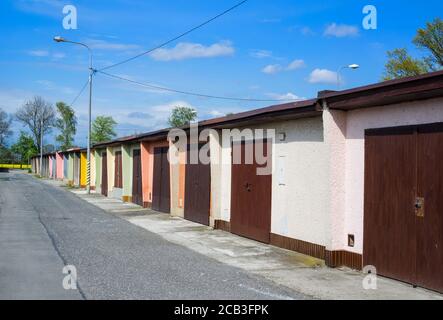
[132,149,143,206]
[184,144,211,226]
[364,123,443,293]
[152,147,170,213]
[101,152,108,197]
[230,139,272,243]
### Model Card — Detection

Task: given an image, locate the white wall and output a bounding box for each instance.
[212,116,329,246]
[342,97,443,254]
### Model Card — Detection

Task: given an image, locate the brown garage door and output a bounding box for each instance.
[364,123,443,293]
[132,149,143,206]
[184,144,211,226]
[101,152,108,197]
[231,139,272,243]
[152,147,170,213]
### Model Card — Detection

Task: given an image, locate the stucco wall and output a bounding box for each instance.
[141,140,169,205]
[56,153,63,179]
[49,156,53,178]
[90,151,96,188]
[80,152,87,187]
[94,149,103,194]
[212,116,329,246]
[107,146,123,199]
[119,143,141,200]
[169,140,186,218]
[340,97,443,254]
[122,145,132,197]
[67,153,74,182]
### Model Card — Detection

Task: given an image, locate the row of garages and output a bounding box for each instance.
[31,147,88,187]
[32,70,443,293]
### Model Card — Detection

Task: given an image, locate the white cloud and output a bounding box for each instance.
[250,50,273,59]
[262,64,283,74]
[28,50,49,57]
[261,18,281,23]
[308,68,338,84]
[112,101,194,129]
[324,23,359,38]
[149,41,234,61]
[209,110,224,117]
[287,59,305,70]
[300,26,315,36]
[52,52,65,59]
[262,59,305,74]
[267,92,304,101]
[85,39,141,51]
[36,80,75,95]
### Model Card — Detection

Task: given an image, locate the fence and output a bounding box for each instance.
[0,164,32,169]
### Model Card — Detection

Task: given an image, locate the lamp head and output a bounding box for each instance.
[348,64,360,69]
[53,36,66,43]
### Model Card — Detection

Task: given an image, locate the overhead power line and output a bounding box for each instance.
[96,70,302,102]
[98,0,249,71]
[69,79,90,107]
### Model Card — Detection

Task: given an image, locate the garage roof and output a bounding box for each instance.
[92,70,443,147]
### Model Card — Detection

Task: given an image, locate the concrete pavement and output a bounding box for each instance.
[58,179,443,300]
[0,171,305,300]
[0,173,82,300]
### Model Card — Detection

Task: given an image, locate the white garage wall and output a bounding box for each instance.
[211,116,329,246]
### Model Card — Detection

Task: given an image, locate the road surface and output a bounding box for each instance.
[0,171,305,300]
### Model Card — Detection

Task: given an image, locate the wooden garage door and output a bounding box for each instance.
[132,149,143,206]
[364,123,443,293]
[231,140,272,243]
[184,144,211,226]
[152,147,170,213]
[416,124,443,292]
[101,152,108,197]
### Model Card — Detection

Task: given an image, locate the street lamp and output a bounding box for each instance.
[54,36,94,194]
[337,64,360,89]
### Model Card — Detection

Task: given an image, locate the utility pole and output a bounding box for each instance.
[40,117,43,176]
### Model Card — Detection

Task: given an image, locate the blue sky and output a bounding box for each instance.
[0,0,441,147]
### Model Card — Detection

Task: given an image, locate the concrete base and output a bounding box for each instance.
[40,177,443,300]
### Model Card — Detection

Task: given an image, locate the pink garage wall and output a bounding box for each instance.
[56,152,64,179]
[141,140,169,205]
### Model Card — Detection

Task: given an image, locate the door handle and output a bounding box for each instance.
[244,182,252,192]
[415,197,425,218]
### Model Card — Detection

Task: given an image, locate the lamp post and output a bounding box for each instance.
[40,117,43,176]
[54,36,94,194]
[337,64,360,89]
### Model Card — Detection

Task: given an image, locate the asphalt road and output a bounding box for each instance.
[0,171,305,300]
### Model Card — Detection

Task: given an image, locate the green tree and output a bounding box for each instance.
[0,146,16,164]
[91,116,117,144]
[383,18,443,80]
[168,106,197,127]
[413,18,443,70]
[383,48,430,81]
[0,108,12,147]
[55,102,77,151]
[10,131,38,164]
